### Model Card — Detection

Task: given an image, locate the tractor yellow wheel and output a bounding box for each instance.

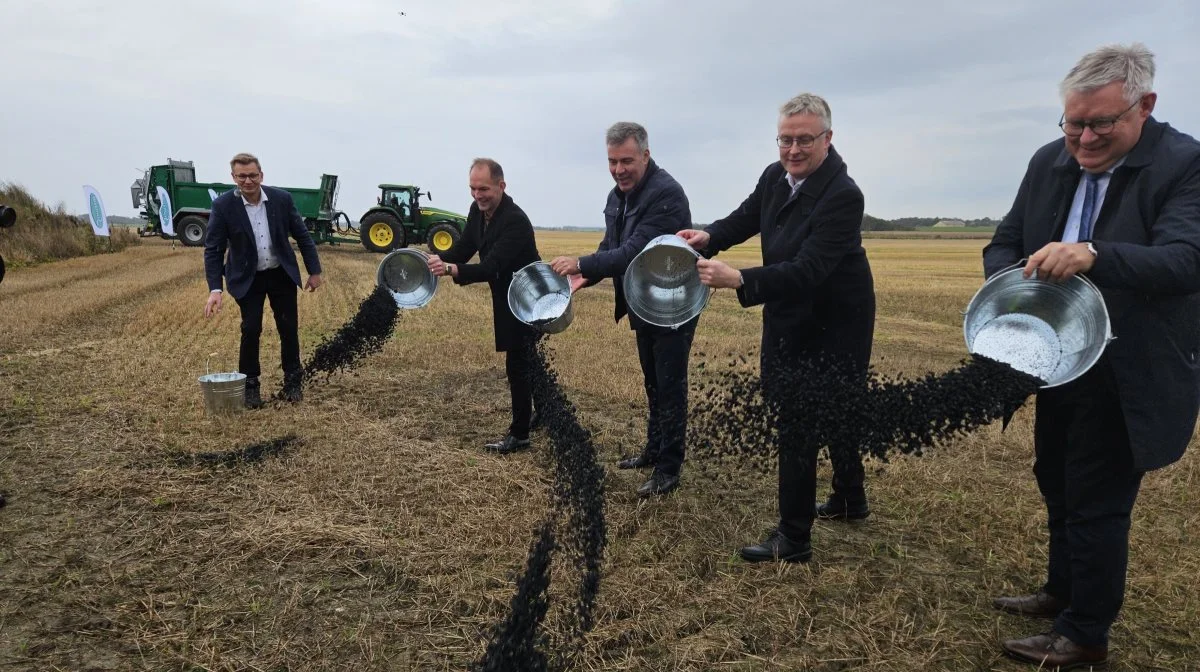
[432,230,454,251]
[369,222,395,247]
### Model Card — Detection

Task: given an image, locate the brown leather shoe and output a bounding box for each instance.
[1002,631,1107,670]
[993,591,1068,618]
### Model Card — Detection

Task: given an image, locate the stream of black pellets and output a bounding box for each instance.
[302,286,399,384]
[690,352,1044,477]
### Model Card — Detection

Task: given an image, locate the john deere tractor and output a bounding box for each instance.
[359,184,467,254]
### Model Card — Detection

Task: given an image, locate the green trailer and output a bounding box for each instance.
[131,160,353,247]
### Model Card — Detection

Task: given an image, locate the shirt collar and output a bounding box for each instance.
[240,188,269,206]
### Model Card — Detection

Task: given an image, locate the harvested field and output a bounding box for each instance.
[1,233,1196,671]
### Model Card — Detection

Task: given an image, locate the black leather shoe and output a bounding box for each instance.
[529,411,543,431]
[1002,631,1107,670]
[618,454,653,469]
[815,496,870,520]
[993,591,1069,618]
[636,471,680,497]
[739,530,812,563]
[485,435,531,455]
[244,378,264,410]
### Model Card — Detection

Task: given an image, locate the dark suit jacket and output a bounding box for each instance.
[204,186,322,300]
[705,147,876,370]
[441,193,540,352]
[577,160,693,331]
[983,117,1200,471]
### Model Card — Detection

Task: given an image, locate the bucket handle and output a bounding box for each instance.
[205,351,219,376]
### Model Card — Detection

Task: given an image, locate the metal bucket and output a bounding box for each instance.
[508,261,574,334]
[376,248,438,309]
[963,265,1112,388]
[198,372,247,414]
[623,234,710,328]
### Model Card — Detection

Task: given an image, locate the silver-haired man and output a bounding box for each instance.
[984,43,1200,669]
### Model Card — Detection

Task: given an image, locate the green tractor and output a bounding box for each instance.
[358,184,467,255]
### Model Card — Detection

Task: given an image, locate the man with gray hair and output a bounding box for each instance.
[983,43,1200,669]
[678,92,876,563]
[550,122,697,497]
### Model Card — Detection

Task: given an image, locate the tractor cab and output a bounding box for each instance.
[381,186,415,223]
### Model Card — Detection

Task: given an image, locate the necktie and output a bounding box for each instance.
[1078,172,1101,241]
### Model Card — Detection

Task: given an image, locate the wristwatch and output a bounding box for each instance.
[1085,242,1098,257]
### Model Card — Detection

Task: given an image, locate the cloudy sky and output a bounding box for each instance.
[2,0,1198,227]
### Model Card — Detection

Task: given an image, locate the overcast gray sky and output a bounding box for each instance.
[2,0,1198,226]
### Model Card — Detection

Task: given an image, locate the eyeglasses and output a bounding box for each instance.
[776,130,829,149]
[233,172,262,181]
[1058,99,1141,137]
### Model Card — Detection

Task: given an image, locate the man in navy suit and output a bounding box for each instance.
[984,43,1200,669]
[203,153,324,408]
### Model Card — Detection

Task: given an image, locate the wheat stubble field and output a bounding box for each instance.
[0,231,1196,671]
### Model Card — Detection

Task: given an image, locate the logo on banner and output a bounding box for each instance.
[156,186,175,236]
[82,185,110,237]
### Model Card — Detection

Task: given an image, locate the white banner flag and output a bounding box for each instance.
[82,185,110,237]
[208,188,219,202]
[156,185,175,236]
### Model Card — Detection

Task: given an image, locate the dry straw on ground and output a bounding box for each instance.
[1,233,1197,671]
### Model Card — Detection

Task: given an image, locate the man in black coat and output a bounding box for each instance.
[550,122,697,497]
[679,93,876,563]
[204,152,323,408]
[428,158,541,454]
[982,43,1200,670]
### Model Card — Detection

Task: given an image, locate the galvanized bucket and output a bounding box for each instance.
[963,265,1112,388]
[623,234,710,328]
[377,248,437,309]
[508,261,574,334]
[197,372,247,414]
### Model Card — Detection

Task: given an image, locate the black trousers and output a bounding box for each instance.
[504,344,534,440]
[764,339,870,543]
[1034,357,1143,648]
[235,266,300,380]
[634,319,697,477]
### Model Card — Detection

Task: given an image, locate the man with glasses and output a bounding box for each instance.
[983,43,1200,669]
[204,152,323,408]
[678,92,876,564]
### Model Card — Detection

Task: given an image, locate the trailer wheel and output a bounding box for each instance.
[177,215,208,247]
[360,212,403,253]
[427,222,461,254]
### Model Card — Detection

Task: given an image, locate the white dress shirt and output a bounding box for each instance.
[241,189,279,271]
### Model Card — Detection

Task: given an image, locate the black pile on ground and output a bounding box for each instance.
[302,286,399,384]
[474,338,607,672]
[690,352,1044,475]
[176,434,301,469]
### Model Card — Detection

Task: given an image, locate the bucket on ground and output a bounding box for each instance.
[508,261,574,334]
[963,265,1112,388]
[377,248,438,309]
[623,234,710,328]
[198,372,247,414]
